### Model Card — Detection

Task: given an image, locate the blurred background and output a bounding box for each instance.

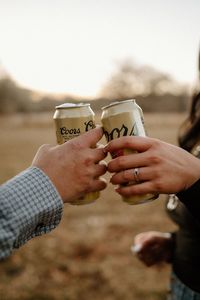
[0,0,199,299]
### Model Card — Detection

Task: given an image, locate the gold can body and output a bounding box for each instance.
[53,103,99,205]
[101,99,158,205]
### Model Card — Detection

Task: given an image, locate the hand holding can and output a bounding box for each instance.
[53,103,106,205]
[101,99,158,205]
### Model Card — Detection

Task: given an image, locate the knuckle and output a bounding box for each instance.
[123,139,134,149]
[96,147,106,158]
[39,144,51,152]
[83,167,93,178]
[116,156,126,169]
[123,170,131,181]
[149,153,162,164]
[153,180,163,192]
[69,140,84,151]
[81,177,92,192]
[83,155,94,167]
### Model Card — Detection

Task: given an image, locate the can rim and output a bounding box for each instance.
[55,103,90,109]
[101,99,135,110]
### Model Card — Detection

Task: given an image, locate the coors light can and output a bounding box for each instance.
[53,103,99,205]
[101,99,158,205]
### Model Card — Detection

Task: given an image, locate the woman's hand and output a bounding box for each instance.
[132,231,174,267]
[104,136,200,196]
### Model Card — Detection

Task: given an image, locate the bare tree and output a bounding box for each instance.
[99,59,186,99]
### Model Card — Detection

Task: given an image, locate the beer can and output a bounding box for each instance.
[53,103,99,205]
[101,99,158,205]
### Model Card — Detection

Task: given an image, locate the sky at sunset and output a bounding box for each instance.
[0,0,199,96]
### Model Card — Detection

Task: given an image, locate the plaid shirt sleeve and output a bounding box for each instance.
[0,167,64,260]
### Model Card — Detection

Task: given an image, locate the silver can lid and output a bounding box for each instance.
[55,103,90,109]
[101,99,135,110]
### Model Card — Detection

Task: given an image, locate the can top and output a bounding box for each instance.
[55,103,90,109]
[101,99,135,110]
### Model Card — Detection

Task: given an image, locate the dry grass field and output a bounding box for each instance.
[0,112,186,300]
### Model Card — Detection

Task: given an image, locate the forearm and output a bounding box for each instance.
[0,167,63,260]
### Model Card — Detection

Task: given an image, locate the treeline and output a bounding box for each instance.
[0,59,191,114]
[90,93,189,113]
[0,77,76,114]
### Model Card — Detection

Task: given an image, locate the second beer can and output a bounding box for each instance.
[101,99,158,205]
[53,103,99,205]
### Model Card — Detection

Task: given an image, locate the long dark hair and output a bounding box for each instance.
[178,47,200,151]
[178,91,200,151]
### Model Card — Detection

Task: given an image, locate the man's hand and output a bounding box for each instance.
[32,127,107,203]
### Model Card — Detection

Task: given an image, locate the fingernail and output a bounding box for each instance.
[100,160,108,167]
[115,187,121,193]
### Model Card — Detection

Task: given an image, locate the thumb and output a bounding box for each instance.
[75,126,104,148]
[134,233,148,245]
[134,232,156,248]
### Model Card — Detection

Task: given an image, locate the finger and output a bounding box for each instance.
[83,126,104,147]
[73,127,104,148]
[93,147,107,163]
[107,152,150,173]
[132,240,150,253]
[96,143,106,149]
[137,253,157,267]
[134,232,165,246]
[32,144,52,164]
[104,136,152,154]
[134,240,157,254]
[93,163,107,177]
[110,167,154,184]
[116,181,158,197]
[88,178,107,192]
[134,234,148,246]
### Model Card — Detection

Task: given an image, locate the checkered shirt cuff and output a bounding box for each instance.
[0,167,64,259]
